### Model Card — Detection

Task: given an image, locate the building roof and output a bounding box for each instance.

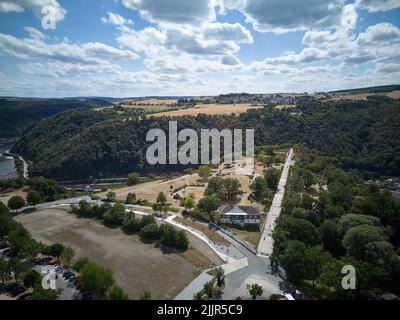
[218,205,261,216]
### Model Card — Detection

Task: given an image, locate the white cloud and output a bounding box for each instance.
[5,0,66,24]
[264,48,329,65]
[224,0,348,33]
[356,0,400,12]
[203,22,253,43]
[0,28,140,64]
[0,1,24,12]
[357,23,400,45]
[101,12,133,26]
[121,0,216,25]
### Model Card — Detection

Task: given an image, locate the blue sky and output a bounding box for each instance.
[0,0,399,97]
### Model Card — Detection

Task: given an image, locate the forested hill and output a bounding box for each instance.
[12,99,400,180]
[0,98,110,139]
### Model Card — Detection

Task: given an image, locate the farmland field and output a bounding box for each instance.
[152,103,263,117]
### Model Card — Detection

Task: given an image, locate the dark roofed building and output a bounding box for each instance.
[217,205,262,226]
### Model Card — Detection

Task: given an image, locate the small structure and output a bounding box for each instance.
[217,205,261,226]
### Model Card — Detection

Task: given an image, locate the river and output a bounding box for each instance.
[0,142,16,180]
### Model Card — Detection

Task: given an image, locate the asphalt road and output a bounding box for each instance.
[218,231,283,299]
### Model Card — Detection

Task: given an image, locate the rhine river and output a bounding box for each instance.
[0,142,15,180]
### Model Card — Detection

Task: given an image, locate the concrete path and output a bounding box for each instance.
[165,215,233,263]
[175,271,214,300]
[257,148,294,258]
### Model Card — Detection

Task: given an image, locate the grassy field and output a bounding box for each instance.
[15,208,221,299]
[152,103,263,117]
[174,217,230,245]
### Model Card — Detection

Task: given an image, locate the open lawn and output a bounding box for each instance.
[15,208,222,299]
[151,103,263,117]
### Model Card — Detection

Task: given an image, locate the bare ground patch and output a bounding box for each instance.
[15,208,221,299]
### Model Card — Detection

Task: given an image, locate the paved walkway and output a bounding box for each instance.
[165,215,233,263]
[257,148,294,258]
[175,271,214,300]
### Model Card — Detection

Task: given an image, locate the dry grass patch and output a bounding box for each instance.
[152,103,263,117]
[15,208,216,300]
[182,247,215,269]
[174,217,230,245]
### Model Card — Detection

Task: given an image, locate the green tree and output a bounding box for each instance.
[42,243,65,258]
[126,193,137,205]
[248,283,263,300]
[127,172,140,186]
[337,214,381,236]
[205,177,224,196]
[198,165,212,180]
[23,269,41,288]
[193,291,203,300]
[215,267,225,293]
[60,247,75,268]
[203,280,215,299]
[156,192,167,206]
[319,219,341,256]
[324,206,346,219]
[122,218,142,234]
[279,217,321,246]
[222,178,242,203]
[159,224,189,250]
[31,284,60,300]
[107,285,129,300]
[106,191,116,202]
[79,262,115,298]
[280,241,310,283]
[0,258,10,284]
[342,225,392,264]
[265,169,281,191]
[103,203,126,227]
[197,195,221,214]
[7,196,26,213]
[73,257,90,272]
[26,190,41,209]
[183,194,196,210]
[8,257,27,282]
[250,177,268,202]
[141,215,156,227]
[139,223,160,240]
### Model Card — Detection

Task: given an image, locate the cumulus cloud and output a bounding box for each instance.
[0,27,140,64]
[203,22,253,43]
[224,0,348,33]
[101,12,133,27]
[0,1,24,12]
[4,0,66,25]
[121,0,216,25]
[357,23,400,45]
[356,0,400,12]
